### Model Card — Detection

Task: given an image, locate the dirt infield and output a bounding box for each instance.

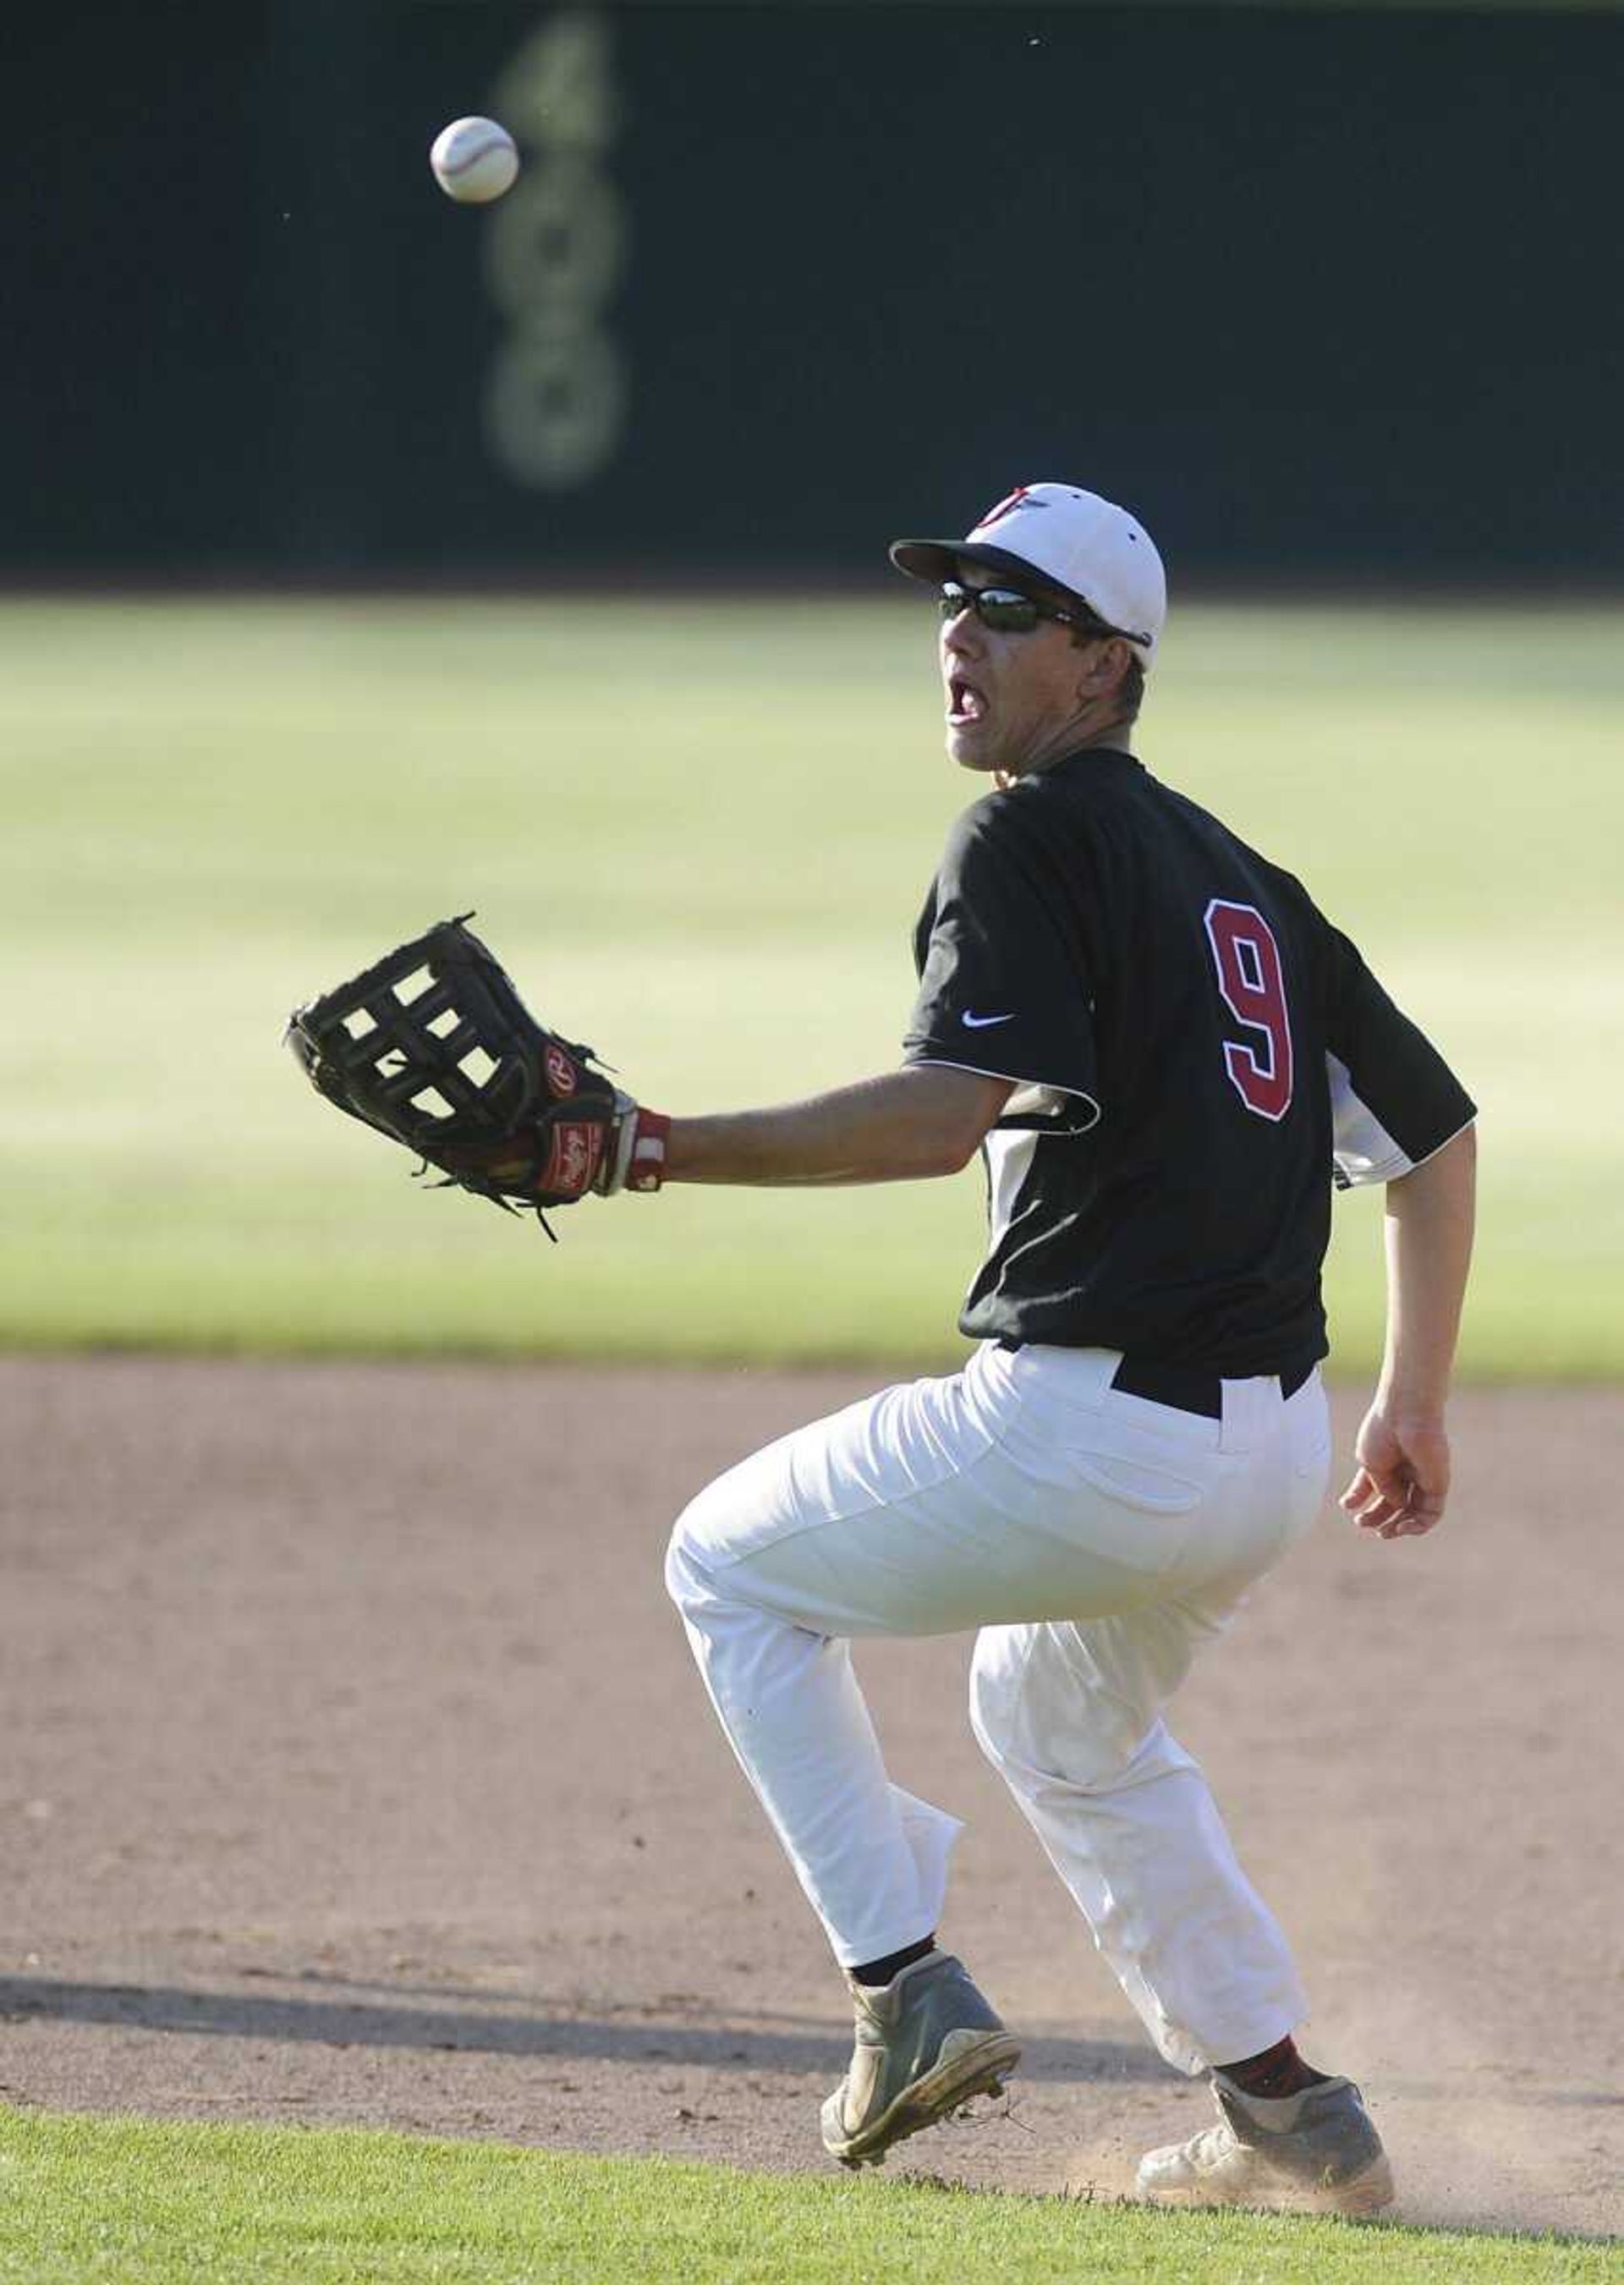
[1,1356,1619,2239]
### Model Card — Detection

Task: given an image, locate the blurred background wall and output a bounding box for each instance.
[8,0,1620,586]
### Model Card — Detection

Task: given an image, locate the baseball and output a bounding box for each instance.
[429,117,519,205]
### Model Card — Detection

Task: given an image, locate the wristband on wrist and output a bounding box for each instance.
[598,1103,671,1196]
[625,1108,670,1192]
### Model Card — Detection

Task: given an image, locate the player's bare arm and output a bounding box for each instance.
[662,1066,1013,1187]
[1341,1121,1478,1540]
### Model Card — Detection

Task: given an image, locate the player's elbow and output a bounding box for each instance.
[875,1123,980,1181]
[932,1127,985,1177]
[895,1068,1010,1178]
[900,1120,988,1179]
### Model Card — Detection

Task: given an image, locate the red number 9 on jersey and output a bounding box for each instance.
[1204,899,1294,1122]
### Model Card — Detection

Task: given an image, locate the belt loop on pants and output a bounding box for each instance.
[1109,1356,1224,1420]
[996,1339,1313,1421]
[1111,1356,1316,1419]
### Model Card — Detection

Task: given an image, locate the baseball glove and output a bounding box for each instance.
[284,915,669,1229]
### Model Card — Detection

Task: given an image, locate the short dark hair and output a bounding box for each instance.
[1068,617,1145,722]
[1018,571,1146,723]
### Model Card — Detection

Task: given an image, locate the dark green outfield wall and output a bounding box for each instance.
[7,4,1619,584]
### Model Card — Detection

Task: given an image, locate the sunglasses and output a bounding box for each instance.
[937,579,1135,644]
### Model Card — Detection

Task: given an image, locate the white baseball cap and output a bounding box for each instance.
[890,481,1167,667]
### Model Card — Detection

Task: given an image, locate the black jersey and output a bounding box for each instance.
[903,748,1475,1375]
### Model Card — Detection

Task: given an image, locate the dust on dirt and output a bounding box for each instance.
[1,1356,1618,2238]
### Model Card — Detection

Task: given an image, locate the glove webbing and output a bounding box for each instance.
[303,920,585,1151]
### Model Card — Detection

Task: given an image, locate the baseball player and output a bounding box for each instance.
[645,483,1477,2206]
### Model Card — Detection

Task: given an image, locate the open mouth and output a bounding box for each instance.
[946,674,986,727]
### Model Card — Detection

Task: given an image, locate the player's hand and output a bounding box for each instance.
[1339,1406,1451,1539]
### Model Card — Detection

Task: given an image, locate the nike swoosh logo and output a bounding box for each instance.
[962,1011,1016,1029]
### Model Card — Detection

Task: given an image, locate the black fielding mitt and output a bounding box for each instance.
[284,915,670,1226]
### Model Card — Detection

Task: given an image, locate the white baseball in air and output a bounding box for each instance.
[430,117,519,204]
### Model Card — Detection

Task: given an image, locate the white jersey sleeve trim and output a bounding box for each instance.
[908,1058,1102,1135]
[1387,1111,1477,1179]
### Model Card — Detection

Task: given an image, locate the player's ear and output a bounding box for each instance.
[1075,634,1123,700]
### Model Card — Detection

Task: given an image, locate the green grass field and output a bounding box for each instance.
[0,593,1618,1376]
[1,2108,1613,2285]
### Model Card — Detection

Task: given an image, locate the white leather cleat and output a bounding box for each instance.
[1137,2072,1396,2214]
[820,1951,1021,2169]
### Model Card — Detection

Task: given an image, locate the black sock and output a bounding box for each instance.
[850,1936,936,1988]
[1218,2035,1330,2100]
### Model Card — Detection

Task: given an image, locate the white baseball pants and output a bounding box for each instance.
[665,1338,1331,2075]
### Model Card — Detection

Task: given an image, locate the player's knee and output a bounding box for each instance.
[664,1516,701,1614]
[967,1628,1024,1772]
[968,1668,1015,1775]
[664,1485,725,1614]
